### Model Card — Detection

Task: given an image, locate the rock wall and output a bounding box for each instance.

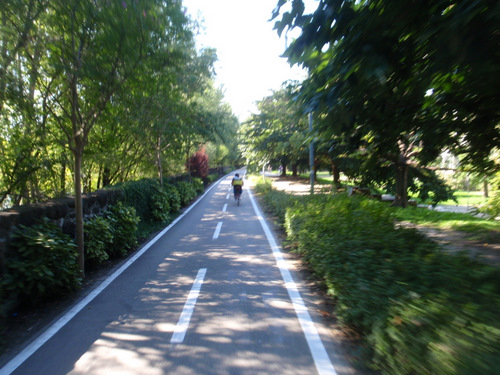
[0,189,122,273]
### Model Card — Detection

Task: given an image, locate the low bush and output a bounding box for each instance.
[84,215,113,267]
[105,202,140,257]
[370,259,500,375]
[115,177,200,223]
[1,218,81,308]
[163,183,181,213]
[150,182,171,222]
[116,179,155,222]
[175,181,197,205]
[192,177,205,194]
[207,173,220,183]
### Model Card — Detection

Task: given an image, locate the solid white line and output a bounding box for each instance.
[0,178,225,375]
[170,268,207,344]
[222,203,227,212]
[248,189,338,375]
[212,221,223,239]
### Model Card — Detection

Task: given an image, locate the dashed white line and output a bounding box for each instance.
[222,203,227,212]
[170,268,207,344]
[212,222,223,239]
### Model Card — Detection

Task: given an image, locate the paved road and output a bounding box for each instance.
[1,171,356,375]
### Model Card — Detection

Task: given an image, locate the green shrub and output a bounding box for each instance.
[150,183,170,222]
[106,202,140,257]
[192,177,205,194]
[117,179,154,221]
[254,180,500,374]
[84,216,113,266]
[2,218,81,307]
[477,191,500,220]
[371,262,500,374]
[285,194,443,330]
[175,181,197,205]
[163,184,181,213]
[207,173,220,183]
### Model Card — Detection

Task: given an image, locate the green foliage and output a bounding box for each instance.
[162,183,181,213]
[175,181,197,205]
[207,173,220,183]
[272,0,499,206]
[371,263,500,375]
[1,218,81,308]
[411,170,456,207]
[238,83,308,173]
[105,202,140,257]
[191,178,205,194]
[150,183,171,223]
[84,216,113,266]
[392,206,500,244]
[477,192,500,221]
[260,189,297,226]
[116,178,183,223]
[256,179,500,374]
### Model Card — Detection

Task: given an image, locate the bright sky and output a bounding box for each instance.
[183,0,316,121]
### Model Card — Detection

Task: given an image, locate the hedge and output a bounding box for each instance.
[256,184,500,374]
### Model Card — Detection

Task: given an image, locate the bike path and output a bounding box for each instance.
[2,171,356,375]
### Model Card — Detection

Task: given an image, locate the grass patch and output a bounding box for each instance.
[391,206,500,244]
[438,190,488,206]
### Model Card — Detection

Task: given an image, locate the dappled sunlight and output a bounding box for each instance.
[101,332,150,342]
[72,336,166,375]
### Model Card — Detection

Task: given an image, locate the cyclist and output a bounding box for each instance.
[231,173,243,200]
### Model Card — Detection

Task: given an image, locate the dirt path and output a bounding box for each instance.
[266,175,500,267]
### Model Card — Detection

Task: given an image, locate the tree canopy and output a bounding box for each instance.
[0,0,240,275]
[268,0,499,206]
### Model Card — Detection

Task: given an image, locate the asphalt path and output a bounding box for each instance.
[1,170,355,375]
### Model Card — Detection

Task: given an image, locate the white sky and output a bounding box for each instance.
[183,0,316,121]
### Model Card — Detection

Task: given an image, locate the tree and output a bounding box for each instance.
[273,0,500,206]
[239,82,308,175]
[187,146,209,179]
[38,0,197,276]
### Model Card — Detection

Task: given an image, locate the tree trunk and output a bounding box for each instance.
[60,161,66,197]
[332,161,341,189]
[156,137,163,185]
[281,163,287,177]
[292,164,298,177]
[74,147,85,278]
[392,155,409,208]
[484,180,489,198]
[102,166,111,187]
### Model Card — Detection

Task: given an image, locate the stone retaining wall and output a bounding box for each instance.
[0,189,123,274]
[0,167,233,275]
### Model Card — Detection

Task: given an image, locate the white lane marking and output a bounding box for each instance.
[0,176,228,375]
[212,221,223,239]
[226,193,230,200]
[222,203,227,212]
[248,189,338,375]
[170,268,207,344]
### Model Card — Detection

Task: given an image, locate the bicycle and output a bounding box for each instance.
[234,185,242,206]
